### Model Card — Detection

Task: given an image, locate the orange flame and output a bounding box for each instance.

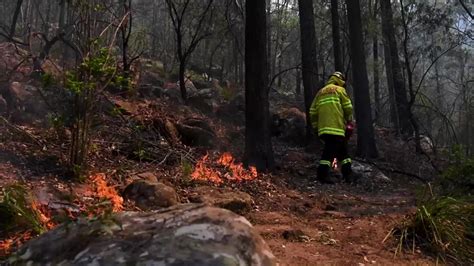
[191,152,258,184]
[90,173,123,211]
[31,201,56,230]
[191,154,223,184]
[218,152,258,181]
[0,231,32,257]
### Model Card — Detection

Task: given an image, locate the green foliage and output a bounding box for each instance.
[0,184,47,235]
[438,149,474,198]
[180,156,194,185]
[389,154,474,264]
[66,47,125,180]
[41,73,55,88]
[392,196,474,264]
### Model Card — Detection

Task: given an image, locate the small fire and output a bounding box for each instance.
[218,152,258,181]
[90,173,123,211]
[0,231,32,257]
[191,154,223,184]
[191,152,258,184]
[31,201,56,230]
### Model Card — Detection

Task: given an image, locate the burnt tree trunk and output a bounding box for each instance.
[371,0,381,124]
[298,0,319,142]
[382,34,398,128]
[244,0,274,171]
[330,0,343,71]
[380,0,412,136]
[9,0,24,38]
[346,0,378,158]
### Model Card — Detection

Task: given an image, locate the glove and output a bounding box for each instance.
[345,121,354,139]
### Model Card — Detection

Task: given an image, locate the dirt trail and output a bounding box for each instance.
[240,143,433,265]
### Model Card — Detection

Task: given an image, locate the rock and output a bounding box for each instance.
[176,117,216,147]
[282,229,310,242]
[271,107,306,145]
[132,172,159,183]
[122,180,178,210]
[352,161,391,182]
[163,87,184,103]
[216,94,245,124]
[0,95,6,114]
[189,187,254,214]
[8,204,276,266]
[187,94,219,114]
[140,71,165,87]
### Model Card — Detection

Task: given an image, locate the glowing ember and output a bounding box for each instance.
[0,231,32,257]
[31,201,56,230]
[191,152,258,184]
[90,173,124,211]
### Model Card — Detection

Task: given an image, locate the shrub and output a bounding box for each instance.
[388,155,474,264]
[0,184,48,235]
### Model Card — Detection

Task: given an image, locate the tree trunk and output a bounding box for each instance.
[295,68,301,96]
[382,34,398,128]
[330,0,342,71]
[244,0,274,171]
[346,0,378,158]
[179,62,187,102]
[380,0,412,136]
[372,0,381,124]
[373,36,380,124]
[9,0,24,38]
[298,0,319,142]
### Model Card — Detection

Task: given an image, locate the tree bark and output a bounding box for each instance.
[298,0,319,142]
[9,0,24,38]
[244,0,274,171]
[382,32,398,128]
[371,0,381,124]
[346,0,378,158]
[330,0,342,71]
[380,0,412,136]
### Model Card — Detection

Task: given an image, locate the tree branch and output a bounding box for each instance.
[458,0,474,20]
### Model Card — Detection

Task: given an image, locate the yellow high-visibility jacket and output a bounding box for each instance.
[309,77,353,137]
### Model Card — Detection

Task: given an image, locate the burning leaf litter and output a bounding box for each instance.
[0,231,32,258]
[191,152,258,184]
[90,173,124,212]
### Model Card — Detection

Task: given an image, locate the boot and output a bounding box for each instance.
[317,165,334,184]
[342,163,355,183]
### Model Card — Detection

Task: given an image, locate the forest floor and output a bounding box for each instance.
[0,82,438,265]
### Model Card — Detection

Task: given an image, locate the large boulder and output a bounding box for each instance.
[8,204,276,266]
[271,107,306,145]
[187,88,220,114]
[176,117,216,147]
[4,82,48,123]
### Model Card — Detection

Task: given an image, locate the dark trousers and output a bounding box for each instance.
[317,134,352,180]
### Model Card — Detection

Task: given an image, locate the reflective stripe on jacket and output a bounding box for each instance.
[309,81,353,137]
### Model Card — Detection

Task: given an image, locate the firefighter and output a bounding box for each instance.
[309,71,354,184]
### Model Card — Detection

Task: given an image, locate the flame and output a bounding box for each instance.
[191,152,258,184]
[90,173,124,211]
[218,152,258,181]
[191,154,223,184]
[31,201,56,230]
[0,231,32,257]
